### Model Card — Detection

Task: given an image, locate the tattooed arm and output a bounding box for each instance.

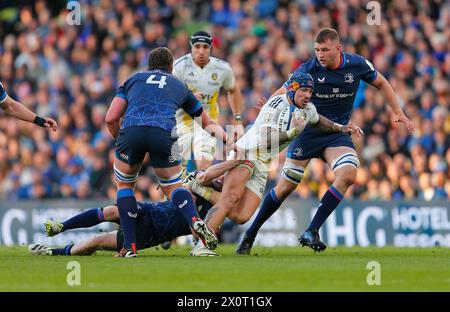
[312,114,364,136]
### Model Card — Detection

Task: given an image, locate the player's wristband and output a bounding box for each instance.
[33,116,47,127]
[286,127,300,139]
[234,114,242,122]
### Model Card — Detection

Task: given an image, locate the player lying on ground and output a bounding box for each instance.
[184,73,363,253]
[28,195,217,257]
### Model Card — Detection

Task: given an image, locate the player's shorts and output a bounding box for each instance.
[226,150,270,200]
[115,126,181,168]
[244,159,270,199]
[176,123,216,163]
[287,131,355,161]
[229,160,270,199]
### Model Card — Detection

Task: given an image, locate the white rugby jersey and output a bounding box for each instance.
[173,54,235,127]
[236,94,319,163]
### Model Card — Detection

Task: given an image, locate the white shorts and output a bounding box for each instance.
[177,123,216,163]
[244,159,270,199]
[226,151,270,200]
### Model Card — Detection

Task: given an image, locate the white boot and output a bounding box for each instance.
[28,244,52,256]
[189,239,220,257]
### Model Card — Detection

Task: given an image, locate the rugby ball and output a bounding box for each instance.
[277,105,303,132]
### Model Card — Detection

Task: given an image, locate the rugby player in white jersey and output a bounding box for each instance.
[185,73,363,255]
[173,31,244,171]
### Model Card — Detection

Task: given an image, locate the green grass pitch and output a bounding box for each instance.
[1,245,449,291]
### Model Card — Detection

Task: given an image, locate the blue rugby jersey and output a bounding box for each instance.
[284,52,377,132]
[116,70,202,132]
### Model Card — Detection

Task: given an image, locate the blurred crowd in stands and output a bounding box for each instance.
[0,0,448,201]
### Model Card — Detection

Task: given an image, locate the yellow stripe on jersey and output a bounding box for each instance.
[181,84,199,125]
[205,91,219,122]
[182,110,194,125]
[180,90,220,126]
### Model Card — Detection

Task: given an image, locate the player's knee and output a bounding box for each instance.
[228,212,249,225]
[157,171,183,187]
[114,165,138,185]
[103,206,119,221]
[280,163,304,197]
[331,153,360,172]
[227,210,239,223]
[331,153,359,188]
[282,163,305,186]
[221,193,240,213]
[85,236,101,251]
[237,160,255,177]
[337,168,357,189]
[223,198,239,212]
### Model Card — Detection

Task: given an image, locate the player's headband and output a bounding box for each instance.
[287,73,314,91]
[287,81,301,92]
[190,33,212,47]
[286,73,314,103]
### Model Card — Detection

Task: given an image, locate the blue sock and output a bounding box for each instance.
[51,244,74,256]
[171,187,199,226]
[246,189,283,239]
[307,186,343,231]
[62,208,105,231]
[117,188,137,251]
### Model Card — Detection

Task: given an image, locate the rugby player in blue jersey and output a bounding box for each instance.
[28,195,215,257]
[105,47,228,257]
[237,28,414,254]
[0,82,57,131]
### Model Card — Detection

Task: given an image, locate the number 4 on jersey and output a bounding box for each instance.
[146,74,167,89]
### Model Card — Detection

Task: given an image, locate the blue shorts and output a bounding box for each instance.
[115,126,181,168]
[287,131,355,161]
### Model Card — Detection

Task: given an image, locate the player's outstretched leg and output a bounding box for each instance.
[44,207,108,237]
[172,187,218,250]
[236,189,283,255]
